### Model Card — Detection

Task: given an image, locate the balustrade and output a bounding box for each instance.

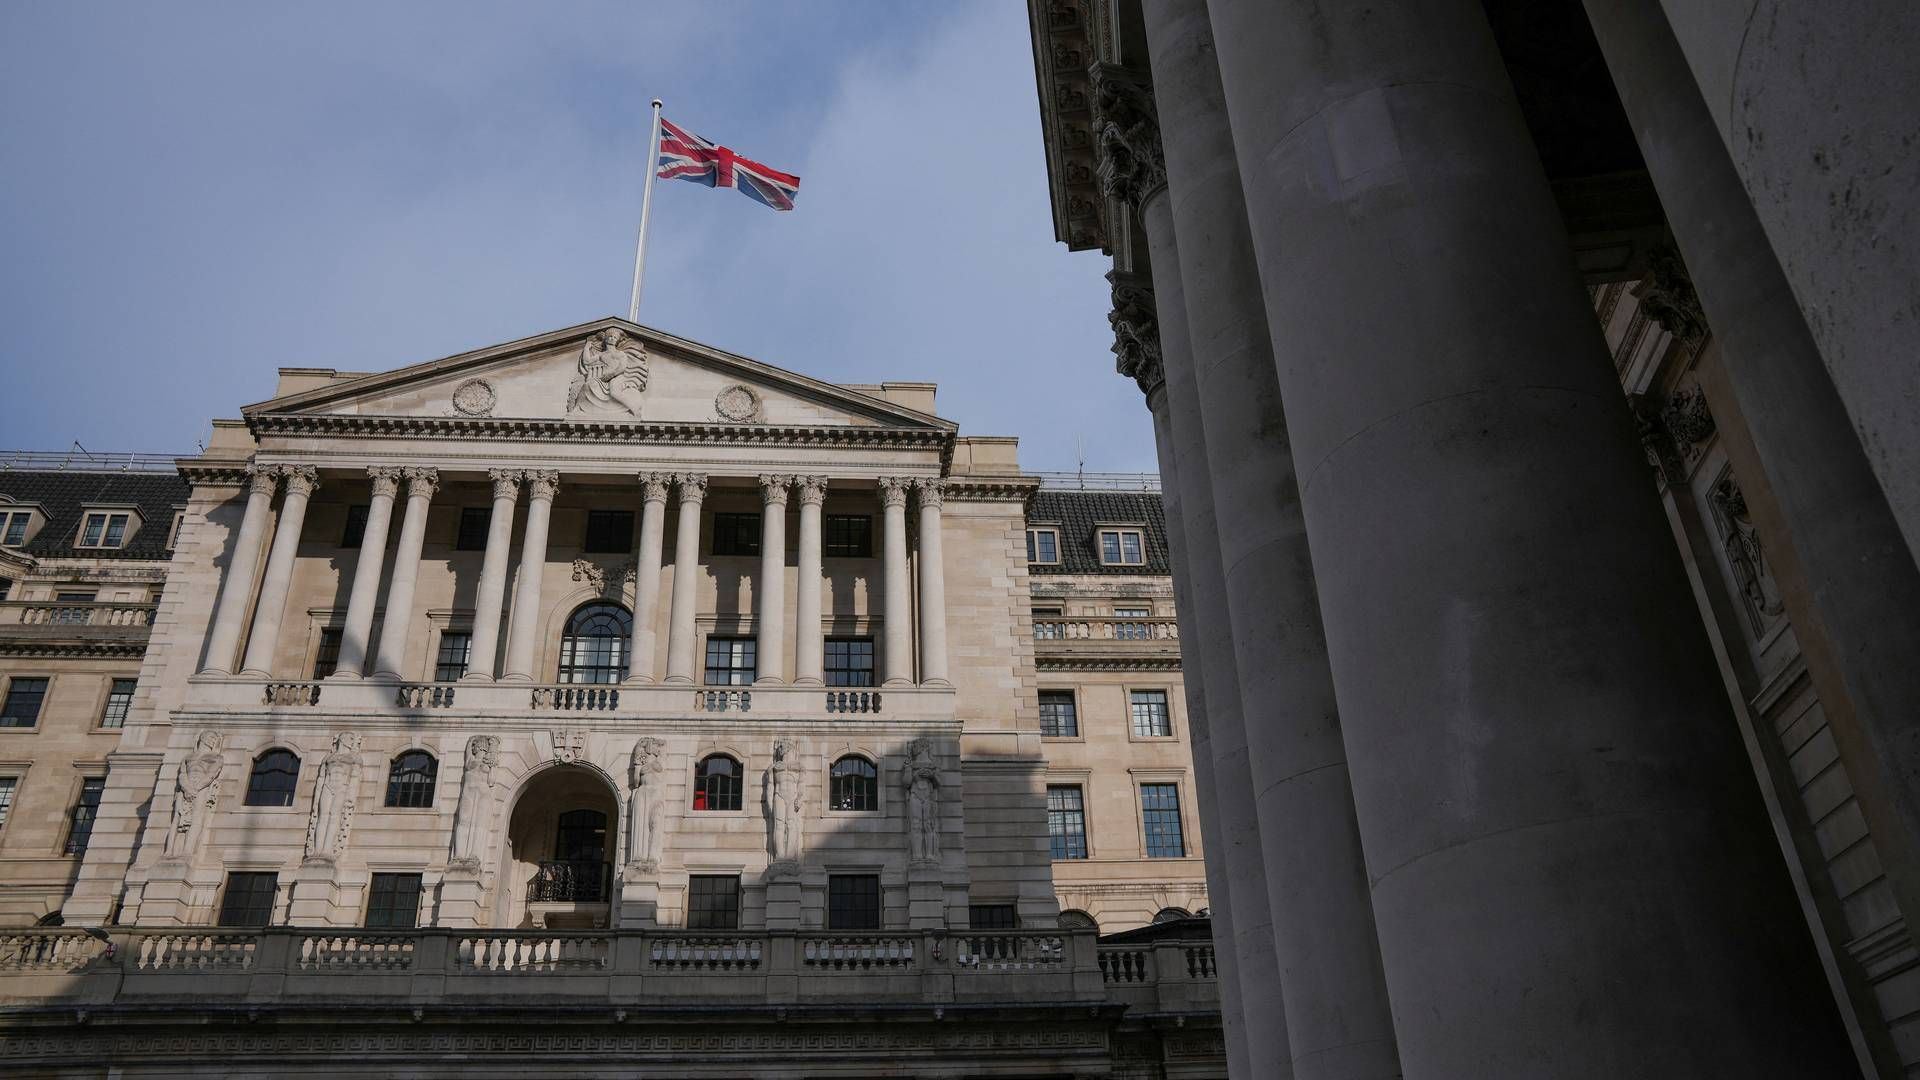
[0,931,104,971]
[693,689,751,712]
[297,932,416,971]
[1031,616,1179,643]
[648,936,762,970]
[952,931,1068,972]
[801,934,915,969]
[1098,946,1151,983]
[132,932,257,971]
[456,932,609,972]
[824,690,881,714]
[2,601,156,628]
[396,684,456,709]
[530,686,619,711]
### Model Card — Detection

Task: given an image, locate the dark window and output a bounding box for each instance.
[1153,906,1192,924]
[99,678,137,729]
[434,631,471,681]
[218,871,278,927]
[703,637,756,685]
[555,808,607,864]
[830,755,878,811]
[1141,783,1186,857]
[1047,785,1089,860]
[693,755,742,811]
[969,903,1019,929]
[312,628,344,679]
[827,874,882,930]
[1130,690,1172,737]
[245,749,301,807]
[365,872,422,929]
[385,751,438,808]
[1026,528,1058,563]
[1099,528,1145,565]
[63,777,105,855]
[455,507,491,551]
[1114,607,1152,640]
[824,638,875,687]
[51,591,94,624]
[583,510,634,554]
[341,504,370,548]
[823,515,872,558]
[1031,607,1064,641]
[711,512,760,556]
[558,602,631,684]
[1,677,49,728]
[1059,910,1098,931]
[1,512,28,546]
[81,512,130,549]
[687,874,741,930]
[1038,690,1078,737]
[0,777,16,828]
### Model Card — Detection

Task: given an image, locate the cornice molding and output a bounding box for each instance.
[944,479,1041,504]
[1034,654,1181,672]
[0,639,148,659]
[245,413,954,454]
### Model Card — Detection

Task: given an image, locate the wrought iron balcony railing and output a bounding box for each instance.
[527,861,612,904]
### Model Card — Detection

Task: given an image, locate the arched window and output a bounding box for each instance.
[829,755,878,812]
[557,602,632,684]
[1151,906,1192,924]
[1058,910,1098,932]
[693,754,742,811]
[244,749,301,806]
[385,750,438,808]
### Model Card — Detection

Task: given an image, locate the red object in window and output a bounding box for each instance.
[693,789,708,811]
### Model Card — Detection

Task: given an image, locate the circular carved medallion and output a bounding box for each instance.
[714,384,760,422]
[451,378,497,417]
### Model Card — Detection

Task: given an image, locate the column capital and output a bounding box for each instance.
[759,474,794,507]
[676,473,709,504]
[245,464,281,498]
[638,471,673,503]
[367,466,403,499]
[1107,268,1165,398]
[400,466,439,500]
[524,470,560,501]
[877,477,912,508]
[794,475,829,506]
[913,478,945,510]
[1089,62,1166,209]
[280,465,321,499]
[487,468,523,500]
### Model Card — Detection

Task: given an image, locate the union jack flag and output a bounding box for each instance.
[656,118,801,211]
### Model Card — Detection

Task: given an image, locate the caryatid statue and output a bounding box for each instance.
[566,327,649,417]
[163,730,225,860]
[767,741,804,876]
[305,731,362,864]
[903,739,942,866]
[449,735,500,870]
[626,737,666,873]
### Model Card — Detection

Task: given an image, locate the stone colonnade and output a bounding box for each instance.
[198,467,949,686]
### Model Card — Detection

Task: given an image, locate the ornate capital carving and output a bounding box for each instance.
[1089,63,1166,209]
[488,468,523,500]
[1637,245,1710,345]
[877,477,912,508]
[793,475,829,507]
[366,466,403,500]
[1107,269,1164,397]
[524,470,560,501]
[638,471,673,503]
[1662,384,1717,450]
[759,474,793,507]
[913,478,946,510]
[280,465,321,499]
[245,464,281,498]
[400,466,439,500]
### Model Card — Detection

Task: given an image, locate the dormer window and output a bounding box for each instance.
[1096,527,1145,566]
[79,512,133,549]
[0,510,33,547]
[1026,527,1060,564]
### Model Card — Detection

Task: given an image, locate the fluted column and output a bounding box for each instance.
[755,475,791,685]
[663,473,708,684]
[624,472,671,684]
[330,466,402,679]
[370,467,438,680]
[500,470,558,682]
[791,476,828,686]
[200,465,280,675]
[913,479,948,686]
[464,470,521,682]
[878,477,912,687]
[238,466,319,677]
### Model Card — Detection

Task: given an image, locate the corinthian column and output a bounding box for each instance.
[878,477,912,687]
[370,467,438,680]
[201,465,280,675]
[913,479,948,686]
[330,466,402,679]
[755,475,791,685]
[663,473,707,684]
[500,470,558,682]
[464,469,521,681]
[239,466,319,677]
[791,476,828,686]
[624,472,671,684]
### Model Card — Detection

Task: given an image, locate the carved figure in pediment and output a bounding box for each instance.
[164,730,225,860]
[903,739,942,867]
[568,328,649,417]
[450,735,499,869]
[304,731,362,864]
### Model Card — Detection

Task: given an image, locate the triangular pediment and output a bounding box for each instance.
[243,318,953,432]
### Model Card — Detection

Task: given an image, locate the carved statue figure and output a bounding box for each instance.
[450,735,500,869]
[567,327,649,417]
[1712,477,1786,632]
[767,741,804,875]
[163,730,225,860]
[902,739,942,866]
[305,732,362,864]
[626,737,665,872]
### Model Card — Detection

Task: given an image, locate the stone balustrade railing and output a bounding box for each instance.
[1095,940,1220,1014]
[0,600,157,630]
[1031,616,1179,643]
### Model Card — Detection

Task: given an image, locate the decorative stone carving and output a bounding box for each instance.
[1089,64,1165,209]
[1637,245,1710,346]
[758,474,793,507]
[1107,269,1163,397]
[625,737,665,873]
[715,384,762,422]
[767,740,804,879]
[793,476,829,506]
[451,378,497,417]
[400,466,439,500]
[487,468,522,499]
[366,466,403,499]
[567,328,649,417]
[913,478,945,510]
[524,470,560,501]
[449,735,499,869]
[572,558,634,598]
[878,477,912,509]
[163,731,224,860]
[676,473,708,503]
[551,727,589,765]
[304,731,362,864]
[903,738,942,867]
[1661,384,1717,459]
[245,464,280,498]
[638,471,673,503]
[280,465,321,498]
[1710,473,1787,634]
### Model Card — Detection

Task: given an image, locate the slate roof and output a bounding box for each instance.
[0,468,190,561]
[1025,489,1171,576]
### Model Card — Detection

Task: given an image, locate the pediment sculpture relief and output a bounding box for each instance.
[567,328,649,417]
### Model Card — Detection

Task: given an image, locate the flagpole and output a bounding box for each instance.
[628,98,664,322]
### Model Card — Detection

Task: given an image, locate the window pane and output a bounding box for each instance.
[100,678,137,729]
[1047,785,1089,860]
[1130,690,1172,737]
[455,507,492,551]
[341,504,370,548]
[3,515,27,546]
[365,872,422,928]
[711,512,761,556]
[218,872,279,927]
[693,755,742,811]
[827,874,882,930]
[1121,531,1143,563]
[0,777,16,828]
[1099,531,1120,563]
[830,756,878,811]
[583,510,635,553]
[968,903,1019,929]
[1037,531,1057,562]
[245,750,301,807]
[558,603,631,683]
[703,637,756,685]
[1031,607,1063,641]
[82,515,104,547]
[312,628,344,679]
[64,777,105,855]
[434,631,472,681]
[103,515,128,547]
[0,678,50,728]
[824,638,874,687]
[385,751,438,808]
[687,875,741,930]
[824,515,872,558]
[1141,783,1185,857]
[1038,690,1078,737]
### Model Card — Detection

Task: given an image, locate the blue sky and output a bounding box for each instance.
[0,1,1150,473]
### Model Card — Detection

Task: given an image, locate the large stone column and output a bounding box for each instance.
[1120,16,1404,1075]
[913,479,949,687]
[791,476,828,686]
[878,477,913,687]
[755,475,790,685]
[329,466,401,679]
[238,466,319,677]
[200,465,279,675]
[624,472,671,684]
[662,473,707,684]
[499,470,558,683]
[463,469,521,682]
[370,467,438,681]
[1206,0,1850,1073]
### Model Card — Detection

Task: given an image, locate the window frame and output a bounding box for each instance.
[703,636,757,686]
[968,903,1020,930]
[341,504,370,548]
[364,871,424,929]
[829,755,879,812]
[692,754,743,812]
[164,509,184,550]
[433,629,472,682]
[686,874,742,930]
[0,775,19,833]
[1025,527,1060,565]
[0,676,51,730]
[823,514,873,558]
[823,637,875,688]
[1031,606,1065,641]
[311,627,344,679]
[1046,783,1090,861]
[710,512,761,557]
[1128,688,1174,739]
[76,511,134,550]
[1038,689,1079,738]
[97,677,138,730]
[826,873,883,930]
[1139,782,1187,859]
[557,602,632,684]
[454,506,492,552]
[244,748,302,808]
[0,509,36,548]
[385,750,439,809]
[63,775,106,856]
[582,509,635,554]
[1095,527,1147,567]
[218,871,280,927]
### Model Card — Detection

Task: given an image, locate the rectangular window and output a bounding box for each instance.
[1114,606,1151,641]
[312,628,344,679]
[52,592,95,624]
[1130,689,1172,737]
[711,512,761,556]
[80,512,131,549]
[1047,785,1089,860]
[0,677,49,728]
[0,777,16,829]
[365,872,422,929]
[455,507,491,551]
[1025,528,1059,564]
[1097,528,1146,566]
[434,631,472,682]
[686,874,742,930]
[65,777,105,855]
[827,874,882,930]
[1141,783,1186,857]
[1031,607,1063,641]
[218,871,279,927]
[823,514,872,558]
[99,678,137,729]
[166,510,184,549]
[341,504,370,548]
[703,637,757,686]
[824,638,875,687]
[969,903,1020,929]
[1038,690,1078,737]
[583,509,635,554]
[1,512,30,547]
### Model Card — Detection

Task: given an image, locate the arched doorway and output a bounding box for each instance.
[501,764,620,929]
